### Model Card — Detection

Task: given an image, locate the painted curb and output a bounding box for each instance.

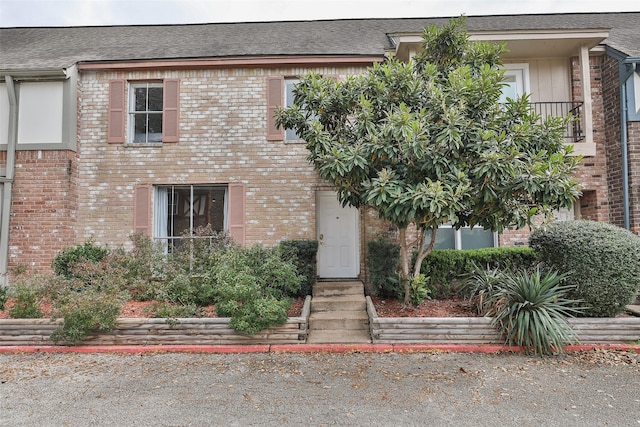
[1,343,638,354]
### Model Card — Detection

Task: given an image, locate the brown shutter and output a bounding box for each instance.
[107,80,125,143]
[133,185,152,236]
[266,76,284,141]
[227,183,245,245]
[163,79,180,143]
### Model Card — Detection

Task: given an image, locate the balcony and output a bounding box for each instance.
[531,101,584,143]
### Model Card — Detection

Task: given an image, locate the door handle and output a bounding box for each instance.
[319,234,324,245]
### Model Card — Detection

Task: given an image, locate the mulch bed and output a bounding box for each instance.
[0,297,306,319]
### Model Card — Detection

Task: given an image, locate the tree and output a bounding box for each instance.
[276,17,581,305]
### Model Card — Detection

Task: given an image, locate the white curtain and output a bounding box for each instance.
[154,186,169,253]
[223,187,229,232]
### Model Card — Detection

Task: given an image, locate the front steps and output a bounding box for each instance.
[307,281,371,344]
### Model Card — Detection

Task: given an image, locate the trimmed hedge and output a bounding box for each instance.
[421,247,538,297]
[278,240,319,297]
[368,238,402,299]
[529,220,640,317]
[367,237,538,299]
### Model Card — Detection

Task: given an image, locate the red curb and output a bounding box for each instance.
[272,344,394,353]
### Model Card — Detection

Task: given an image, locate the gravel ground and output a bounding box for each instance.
[1,349,639,426]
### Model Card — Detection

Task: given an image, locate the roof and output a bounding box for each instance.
[1,12,639,71]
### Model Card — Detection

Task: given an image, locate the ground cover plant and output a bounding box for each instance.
[0,232,312,344]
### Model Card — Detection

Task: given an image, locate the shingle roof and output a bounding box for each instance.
[1,12,639,71]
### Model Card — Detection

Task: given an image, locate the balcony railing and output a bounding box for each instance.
[531,101,584,143]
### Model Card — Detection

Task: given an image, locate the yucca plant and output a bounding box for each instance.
[488,268,584,356]
[461,262,506,316]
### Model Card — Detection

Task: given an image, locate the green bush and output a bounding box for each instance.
[212,245,302,334]
[367,238,402,299]
[144,301,203,321]
[278,239,318,297]
[421,247,538,298]
[8,279,43,319]
[0,286,7,311]
[52,239,109,279]
[50,288,126,345]
[530,220,640,317]
[489,268,583,356]
[46,254,130,345]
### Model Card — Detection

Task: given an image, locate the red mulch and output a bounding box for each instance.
[371,295,478,317]
[0,297,306,319]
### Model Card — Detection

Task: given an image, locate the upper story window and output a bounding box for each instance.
[284,78,301,141]
[107,79,179,144]
[130,83,163,143]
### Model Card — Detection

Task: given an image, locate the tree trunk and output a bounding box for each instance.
[398,227,411,306]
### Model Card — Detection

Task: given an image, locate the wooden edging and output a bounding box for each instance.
[366,296,640,345]
[0,295,312,346]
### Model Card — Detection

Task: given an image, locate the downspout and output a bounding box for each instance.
[620,60,638,230]
[0,76,18,286]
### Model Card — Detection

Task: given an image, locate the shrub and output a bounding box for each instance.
[52,239,108,279]
[530,220,640,317]
[46,255,130,345]
[50,288,126,345]
[408,273,431,306]
[144,301,203,321]
[8,279,44,319]
[212,245,302,334]
[278,239,319,297]
[461,263,507,315]
[421,247,538,298]
[367,238,402,299]
[489,268,583,356]
[0,286,7,311]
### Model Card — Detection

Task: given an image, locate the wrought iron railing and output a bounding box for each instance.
[530,101,584,143]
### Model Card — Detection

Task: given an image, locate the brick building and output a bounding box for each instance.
[1,13,639,285]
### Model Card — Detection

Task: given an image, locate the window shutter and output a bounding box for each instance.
[107,80,125,143]
[266,76,284,141]
[228,183,245,245]
[163,79,180,143]
[133,185,152,236]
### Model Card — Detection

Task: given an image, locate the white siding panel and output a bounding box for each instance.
[18,82,63,144]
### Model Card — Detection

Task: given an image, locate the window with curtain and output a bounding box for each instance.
[154,185,227,251]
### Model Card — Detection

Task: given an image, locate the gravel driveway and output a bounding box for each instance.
[1,350,639,426]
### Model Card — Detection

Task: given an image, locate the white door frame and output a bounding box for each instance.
[316,191,360,279]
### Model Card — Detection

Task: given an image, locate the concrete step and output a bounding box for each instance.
[309,310,369,330]
[306,329,372,344]
[311,295,366,312]
[313,281,364,297]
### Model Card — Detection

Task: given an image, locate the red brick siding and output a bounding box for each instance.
[0,150,77,274]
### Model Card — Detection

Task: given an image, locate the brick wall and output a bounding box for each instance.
[1,150,77,274]
[77,66,369,251]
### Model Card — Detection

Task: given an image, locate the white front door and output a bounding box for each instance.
[316,191,359,278]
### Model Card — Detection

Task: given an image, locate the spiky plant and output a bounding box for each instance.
[489,268,583,356]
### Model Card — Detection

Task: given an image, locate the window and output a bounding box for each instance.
[130,83,163,143]
[154,185,227,250]
[266,76,318,141]
[499,64,530,103]
[284,78,300,140]
[133,183,245,248]
[426,225,497,250]
[107,79,179,144]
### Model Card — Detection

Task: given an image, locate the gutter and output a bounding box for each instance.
[620,58,640,230]
[0,76,18,286]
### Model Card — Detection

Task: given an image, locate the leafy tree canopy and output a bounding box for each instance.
[276,17,581,304]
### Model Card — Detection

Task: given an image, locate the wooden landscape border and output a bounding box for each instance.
[366,296,640,345]
[0,296,311,346]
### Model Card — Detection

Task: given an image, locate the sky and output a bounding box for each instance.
[1,0,638,27]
